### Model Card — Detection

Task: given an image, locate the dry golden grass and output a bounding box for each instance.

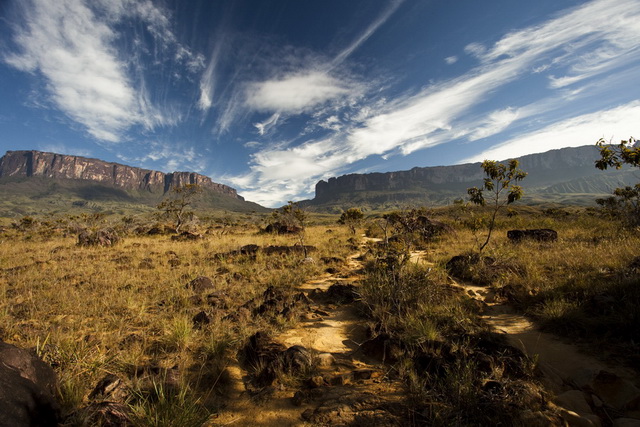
[0,220,352,424]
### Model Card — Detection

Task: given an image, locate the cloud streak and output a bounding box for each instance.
[232,0,640,206]
[4,0,191,142]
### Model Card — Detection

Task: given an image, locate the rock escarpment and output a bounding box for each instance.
[311,145,637,208]
[0,150,243,199]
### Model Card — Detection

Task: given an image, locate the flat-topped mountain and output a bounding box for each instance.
[0,150,268,217]
[307,145,637,211]
[0,150,241,198]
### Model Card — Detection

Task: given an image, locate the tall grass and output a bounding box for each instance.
[0,219,351,423]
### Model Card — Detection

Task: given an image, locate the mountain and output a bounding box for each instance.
[0,150,268,217]
[306,145,638,212]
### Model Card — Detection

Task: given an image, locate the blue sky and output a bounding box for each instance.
[0,0,638,207]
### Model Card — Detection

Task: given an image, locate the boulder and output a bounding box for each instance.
[0,341,59,427]
[186,276,215,293]
[507,229,558,242]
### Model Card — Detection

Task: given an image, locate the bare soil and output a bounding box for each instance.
[206,254,408,426]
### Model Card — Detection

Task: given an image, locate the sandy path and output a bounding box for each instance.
[439,267,639,399]
[207,254,388,427]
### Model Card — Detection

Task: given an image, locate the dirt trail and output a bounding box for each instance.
[207,254,405,427]
[450,277,638,393]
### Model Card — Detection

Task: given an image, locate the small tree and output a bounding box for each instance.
[157,183,202,233]
[338,208,364,234]
[595,136,639,226]
[467,159,527,251]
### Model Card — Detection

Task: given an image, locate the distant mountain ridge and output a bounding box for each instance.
[0,150,241,199]
[308,145,638,211]
[0,150,269,217]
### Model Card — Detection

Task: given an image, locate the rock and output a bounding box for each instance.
[292,390,307,406]
[331,373,353,386]
[325,283,358,304]
[554,390,593,415]
[352,369,380,381]
[186,276,215,293]
[239,332,286,387]
[577,370,640,411]
[281,346,313,374]
[307,376,325,388]
[557,408,602,427]
[263,222,303,234]
[73,401,132,427]
[613,418,640,427]
[359,334,403,363]
[240,244,260,255]
[171,231,203,241]
[0,341,59,427]
[192,311,211,328]
[263,245,317,255]
[316,353,336,367]
[507,229,558,242]
[77,228,120,247]
[88,374,124,401]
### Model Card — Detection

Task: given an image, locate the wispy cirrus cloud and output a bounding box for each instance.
[462,101,640,163]
[231,0,640,206]
[245,71,352,114]
[3,0,195,143]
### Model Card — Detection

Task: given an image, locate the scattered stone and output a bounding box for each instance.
[263,222,303,234]
[138,259,154,269]
[263,245,317,255]
[186,276,215,293]
[575,370,640,412]
[352,369,380,381]
[316,353,335,368]
[77,228,120,247]
[307,376,325,388]
[325,283,358,304]
[331,373,353,386]
[613,418,640,427]
[192,311,211,328]
[292,390,307,406]
[507,229,558,242]
[171,231,203,241]
[240,244,260,255]
[554,390,593,416]
[281,345,314,374]
[88,374,123,401]
[72,401,132,427]
[359,334,403,363]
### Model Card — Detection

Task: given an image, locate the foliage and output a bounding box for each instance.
[595,137,640,227]
[595,136,639,169]
[467,159,527,251]
[337,208,364,234]
[156,184,202,233]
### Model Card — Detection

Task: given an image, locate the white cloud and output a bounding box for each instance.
[254,113,280,136]
[4,0,189,142]
[37,143,92,158]
[445,56,458,65]
[462,101,640,163]
[197,36,226,111]
[230,0,640,206]
[331,0,404,66]
[468,108,521,141]
[245,71,353,114]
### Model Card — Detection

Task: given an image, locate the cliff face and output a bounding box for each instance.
[314,145,606,201]
[0,150,242,199]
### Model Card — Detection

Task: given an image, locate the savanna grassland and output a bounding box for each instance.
[0,203,639,426]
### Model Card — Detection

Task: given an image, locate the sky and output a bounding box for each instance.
[0,0,638,207]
